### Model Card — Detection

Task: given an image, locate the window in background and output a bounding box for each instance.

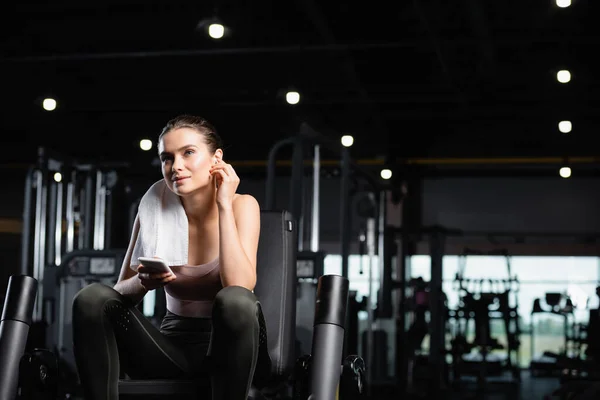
[322,254,599,369]
[410,255,599,366]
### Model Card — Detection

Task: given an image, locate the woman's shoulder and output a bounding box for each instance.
[232,193,260,211]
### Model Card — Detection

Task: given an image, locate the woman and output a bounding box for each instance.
[72,114,270,400]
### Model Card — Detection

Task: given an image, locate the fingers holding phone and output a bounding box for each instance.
[137,257,176,291]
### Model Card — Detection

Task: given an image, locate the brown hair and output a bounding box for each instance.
[158,114,223,154]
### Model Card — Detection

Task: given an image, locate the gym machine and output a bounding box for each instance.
[381,221,457,397]
[529,292,575,376]
[294,274,365,400]
[43,249,125,395]
[266,122,375,397]
[447,248,521,392]
[549,287,600,399]
[21,147,127,322]
[18,146,129,396]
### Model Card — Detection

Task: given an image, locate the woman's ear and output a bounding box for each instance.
[214,149,223,163]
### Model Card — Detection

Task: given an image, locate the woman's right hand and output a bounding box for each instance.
[136,265,176,291]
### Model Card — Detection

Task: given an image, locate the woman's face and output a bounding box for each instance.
[158,127,217,196]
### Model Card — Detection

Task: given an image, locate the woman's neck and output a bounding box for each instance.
[180,189,219,224]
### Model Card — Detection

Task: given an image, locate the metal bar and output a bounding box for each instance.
[309,275,349,400]
[54,181,63,266]
[36,174,48,321]
[365,217,376,395]
[46,180,57,267]
[291,139,304,250]
[104,178,113,249]
[66,181,75,252]
[100,183,106,249]
[1,41,448,63]
[20,167,34,275]
[83,171,94,249]
[0,275,38,400]
[428,229,445,395]
[94,170,106,250]
[311,145,320,252]
[93,171,101,249]
[32,170,42,285]
[2,37,579,64]
[377,191,393,318]
[339,147,351,278]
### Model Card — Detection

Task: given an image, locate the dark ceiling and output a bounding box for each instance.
[1,0,598,175]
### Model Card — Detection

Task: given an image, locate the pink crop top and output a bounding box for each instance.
[163,257,223,318]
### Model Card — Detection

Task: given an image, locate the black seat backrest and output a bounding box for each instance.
[254,210,297,382]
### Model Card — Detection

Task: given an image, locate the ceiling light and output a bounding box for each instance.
[196,17,229,40]
[559,166,571,178]
[286,91,300,105]
[557,70,571,83]
[42,98,57,111]
[208,23,225,39]
[380,169,392,180]
[140,139,153,151]
[558,120,572,133]
[341,135,354,147]
[556,0,571,8]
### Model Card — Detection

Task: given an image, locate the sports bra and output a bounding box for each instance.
[163,257,223,318]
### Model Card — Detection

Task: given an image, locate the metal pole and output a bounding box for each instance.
[377,191,393,318]
[366,217,376,395]
[94,170,106,250]
[32,170,42,291]
[46,179,57,267]
[104,171,116,249]
[83,170,94,249]
[99,171,107,249]
[311,145,320,252]
[339,147,351,278]
[54,180,63,266]
[428,229,446,395]
[66,179,75,253]
[20,167,34,275]
[33,170,48,321]
[0,275,38,400]
[309,275,349,400]
[291,138,304,251]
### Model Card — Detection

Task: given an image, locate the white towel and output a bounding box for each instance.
[130,179,189,268]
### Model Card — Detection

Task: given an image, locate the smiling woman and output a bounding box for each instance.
[70,114,269,400]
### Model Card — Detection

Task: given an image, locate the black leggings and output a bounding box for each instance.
[72,283,271,400]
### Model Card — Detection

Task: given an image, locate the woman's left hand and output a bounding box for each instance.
[210,160,240,209]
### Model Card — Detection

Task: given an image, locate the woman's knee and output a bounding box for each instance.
[72,282,121,314]
[212,286,258,332]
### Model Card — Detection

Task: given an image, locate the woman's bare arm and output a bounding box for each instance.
[218,194,260,290]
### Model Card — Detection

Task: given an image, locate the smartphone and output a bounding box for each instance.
[137,257,174,275]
